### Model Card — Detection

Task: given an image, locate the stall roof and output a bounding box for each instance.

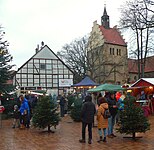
[131,78,154,87]
[72,76,99,87]
[88,83,124,92]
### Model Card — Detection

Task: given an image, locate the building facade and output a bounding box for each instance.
[13,45,74,95]
[128,56,154,83]
[87,6,128,84]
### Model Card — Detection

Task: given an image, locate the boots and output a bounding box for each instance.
[88,139,92,144]
[79,139,85,143]
[97,136,107,142]
[103,137,107,142]
[97,136,102,142]
[20,124,25,129]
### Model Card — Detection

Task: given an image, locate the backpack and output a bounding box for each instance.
[103,109,111,119]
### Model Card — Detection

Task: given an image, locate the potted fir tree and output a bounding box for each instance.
[32,95,60,132]
[116,93,150,140]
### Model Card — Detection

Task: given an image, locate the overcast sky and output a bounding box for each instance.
[0,0,126,70]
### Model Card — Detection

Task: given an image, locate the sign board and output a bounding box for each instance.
[59,79,73,87]
[21,87,42,91]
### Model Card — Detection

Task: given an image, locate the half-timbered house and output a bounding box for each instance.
[13,45,74,95]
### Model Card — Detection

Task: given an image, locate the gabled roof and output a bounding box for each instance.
[17,45,74,74]
[99,25,127,46]
[131,78,154,87]
[72,76,99,87]
[128,56,154,73]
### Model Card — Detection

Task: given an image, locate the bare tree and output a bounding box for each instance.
[57,32,127,84]
[57,36,88,83]
[119,0,154,79]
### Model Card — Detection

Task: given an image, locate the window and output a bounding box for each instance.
[46,64,52,69]
[28,63,33,68]
[34,59,39,63]
[34,78,39,83]
[53,75,58,78]
[59,70,63,74]
[28,68,33,73]
[110,48,112,54]
[40,59,45,63]
[117,49,121,56]
[46,60,51,63]
[119,49,121,56]
[110,48,114,55]
[40,63,46,70]
[22,74,27,78]
[64,75,68,78]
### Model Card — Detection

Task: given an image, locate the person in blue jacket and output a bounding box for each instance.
[19,95,30,128]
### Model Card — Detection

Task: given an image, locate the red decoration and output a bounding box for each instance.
[0,106,5,113]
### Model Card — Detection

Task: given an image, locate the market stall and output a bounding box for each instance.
[71,76,99,94]
[129,78,154,116]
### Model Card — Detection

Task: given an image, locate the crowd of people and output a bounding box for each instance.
[12,93,69,129]
[11,91,124,144]
[9,85,154,146]
[79,91,125,144]
[12,94,38,129]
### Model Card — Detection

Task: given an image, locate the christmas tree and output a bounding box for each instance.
[0,26,15,94]
[67,93,75,112]
[32,95,60,132]
[117,93,150,139]
[70,96,82,122]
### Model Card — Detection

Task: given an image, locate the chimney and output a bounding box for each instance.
[35,44,39,53]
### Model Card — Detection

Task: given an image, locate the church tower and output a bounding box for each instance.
[88,3,128,84]
[101,4,110,29]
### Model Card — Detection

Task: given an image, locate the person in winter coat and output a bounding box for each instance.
[59,94,65,117]
[19,95,30,128]
[97,97,109,142]
[79,95,96,144]
[12,105,20,128]
[107,92,118,138]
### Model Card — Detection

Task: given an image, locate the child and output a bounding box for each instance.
[12,105,20,128]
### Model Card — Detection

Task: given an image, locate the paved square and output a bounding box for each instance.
[0,115,154,150]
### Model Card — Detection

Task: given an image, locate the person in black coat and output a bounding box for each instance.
[59,94,65,117]
[79,95,96,144]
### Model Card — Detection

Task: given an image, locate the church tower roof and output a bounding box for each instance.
[101,4,110,29]
[103,4,107,15]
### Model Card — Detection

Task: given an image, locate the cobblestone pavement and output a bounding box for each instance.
[0,115,154,150]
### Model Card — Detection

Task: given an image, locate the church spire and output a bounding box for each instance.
[103,3,107,15]
[101,4,110,29]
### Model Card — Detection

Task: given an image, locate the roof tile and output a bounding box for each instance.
[99,25,127,46]
[128,56,154,73]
